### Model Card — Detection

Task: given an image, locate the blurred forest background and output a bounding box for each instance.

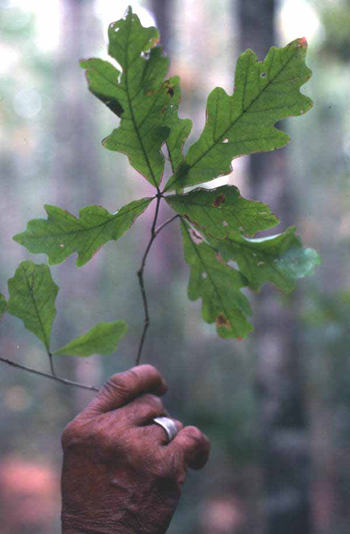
[0,0,350,532]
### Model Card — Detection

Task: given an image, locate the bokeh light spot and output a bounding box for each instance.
[14,89,42,119]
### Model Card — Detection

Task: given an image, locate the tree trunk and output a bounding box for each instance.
[236,1,312,533]
[149,0,172,52]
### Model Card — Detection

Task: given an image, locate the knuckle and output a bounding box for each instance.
[138,364,158,374]
[157,448,187,487]
[142,393,164,411]
[106,372,128,391]
[184,425,204,442]
[174,419,184,431]
[103,372,134,401]
[100,366,163,406]
[61,419,87,450]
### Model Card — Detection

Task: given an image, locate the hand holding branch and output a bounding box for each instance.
[61,365,210,534]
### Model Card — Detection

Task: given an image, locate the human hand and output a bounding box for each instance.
[61,365,210,534]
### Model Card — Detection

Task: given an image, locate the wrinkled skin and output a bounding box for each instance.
[61,365,210,534]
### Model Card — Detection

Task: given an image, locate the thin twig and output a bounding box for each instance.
[0,357,99,392]
[136,195,162,366]
[0,206,179,384]
[155,214,180,236]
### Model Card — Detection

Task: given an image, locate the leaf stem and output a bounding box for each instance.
[155,214,180,236]
[136,195,162,365]
[0,356,99,392]
[135,206,180,366]
[48,351,56,377]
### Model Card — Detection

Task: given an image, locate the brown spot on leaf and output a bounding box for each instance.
[213,194,226,207]
[216,314,230,329]
[167,87,174,97]
[297,37,308,48]
[215,252,226,265]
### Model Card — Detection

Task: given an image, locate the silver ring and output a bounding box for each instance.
[153,417,178,443]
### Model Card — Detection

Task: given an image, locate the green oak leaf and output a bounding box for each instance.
[13,198,152,266]
[0,293,7,322]
[7,261,58,350]
[166,185,279,239]
[82,8,179,188]
[211,227,321,293]
[181,220,253,339]
[165,38,313,191]
[80,58,124,117]
[162,77,192,173]
[54,320,128,357]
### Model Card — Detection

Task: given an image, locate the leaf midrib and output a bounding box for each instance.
[168,46,298,190]
[24,199,153,241]
[22,265,50,351]
[182,219,244,335]
[124,22,159,189]
[220,234,294,288]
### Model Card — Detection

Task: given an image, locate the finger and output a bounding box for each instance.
[123,394,168,426]
[85,365,168,415]
[140,418,184,445]
[167,426,210,470]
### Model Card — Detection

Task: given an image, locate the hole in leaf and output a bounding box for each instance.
[190,229,204,245]
[228,260,239,271]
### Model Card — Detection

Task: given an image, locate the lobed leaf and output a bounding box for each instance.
[165,38,313,191]
[13,198,153,266]
[181,220,253,339]
[0,293,7,322]
[162,78,192,173]
[79,58,124,117]
[82,8,186,188]
[210,227,321,293]
[54,320,128,357]
[7,261,58,350]
[166,185,279,239]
